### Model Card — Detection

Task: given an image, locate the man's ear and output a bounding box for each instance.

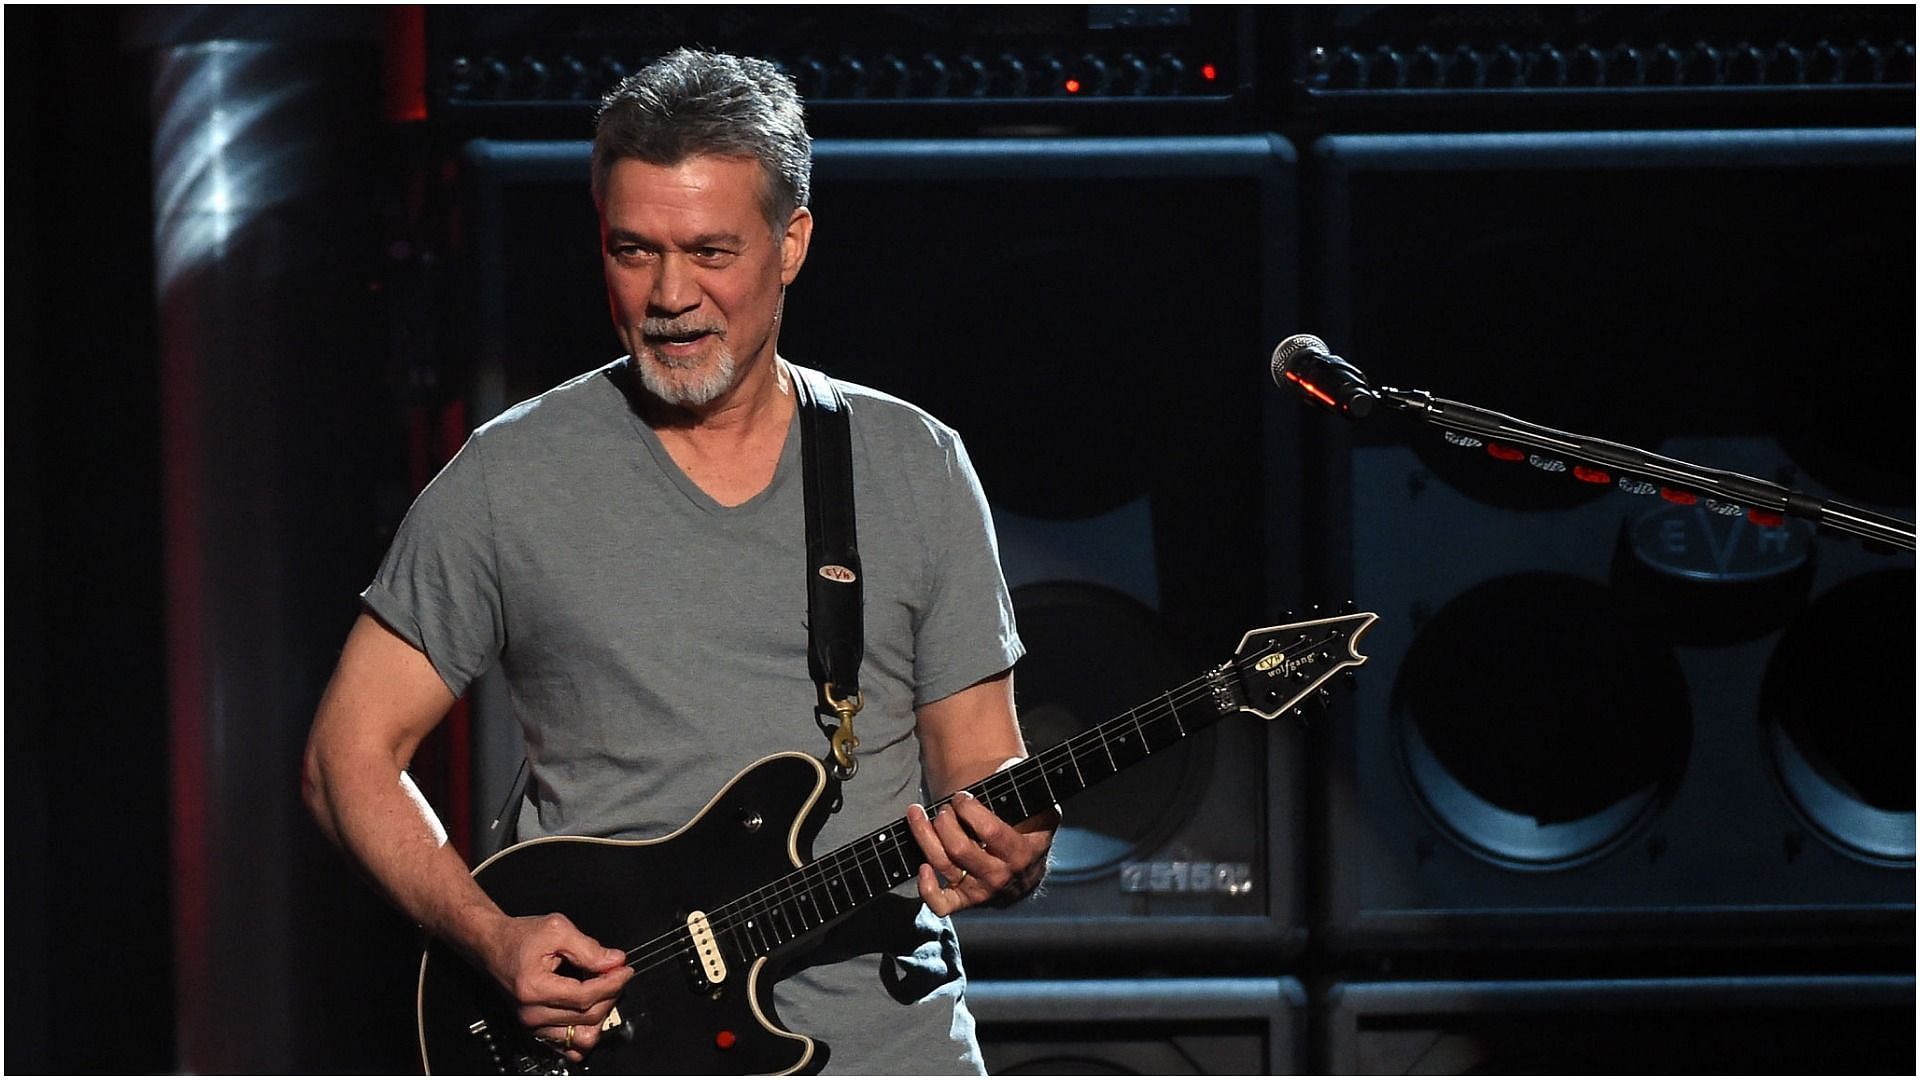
[780,207,814,285]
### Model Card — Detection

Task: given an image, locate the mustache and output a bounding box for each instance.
[639,319,723,338]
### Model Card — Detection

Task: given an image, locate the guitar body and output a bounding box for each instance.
[418,753,838,1075]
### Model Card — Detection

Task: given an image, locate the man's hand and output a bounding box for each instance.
[912,672,1058,917]
[479,912,634,1064]
[906,786,1058,918]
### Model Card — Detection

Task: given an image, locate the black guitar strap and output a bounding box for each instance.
[793,364,866,782]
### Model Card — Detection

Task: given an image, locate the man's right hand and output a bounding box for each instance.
[304,619,632,1065]
[480,912,635,1064]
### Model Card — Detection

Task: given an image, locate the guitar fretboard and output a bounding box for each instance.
[702,664,1241,962]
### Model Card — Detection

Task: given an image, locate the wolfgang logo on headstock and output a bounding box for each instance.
[1233,610,1378,720]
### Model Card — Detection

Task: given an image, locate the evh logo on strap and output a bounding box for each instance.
[817,565,857,584]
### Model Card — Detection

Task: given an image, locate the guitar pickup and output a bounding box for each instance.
[686,911,728,984]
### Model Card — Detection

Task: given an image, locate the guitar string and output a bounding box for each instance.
[608,667,1221,977]
[677,666,1219,966]
[708,626,1357,950]
[448,628,1352,1070]
[612,630,1346,975]
[708,670,1202,939]
[613,630,1344,976]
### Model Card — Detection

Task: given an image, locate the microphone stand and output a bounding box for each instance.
[1365,385,1916,552]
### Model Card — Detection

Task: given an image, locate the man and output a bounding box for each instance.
[303,48,1055,1073]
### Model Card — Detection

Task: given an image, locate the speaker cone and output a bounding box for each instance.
[1392,573,1691,868]
[1761,568,1916,864]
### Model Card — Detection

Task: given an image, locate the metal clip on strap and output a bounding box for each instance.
[825,684,863,780]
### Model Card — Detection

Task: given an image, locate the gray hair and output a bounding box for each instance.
[592,48,812,231]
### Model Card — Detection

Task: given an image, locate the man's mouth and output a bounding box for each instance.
[642,323,721,348]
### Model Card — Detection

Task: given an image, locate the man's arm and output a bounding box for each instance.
[302,612,631,1061]
[906,669,1059,916]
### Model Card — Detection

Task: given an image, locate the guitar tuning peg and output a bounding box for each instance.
[1342,599,1356,613]
[1318,687,1332,708]
[1344,670,1359,688]
[1291,706,1306,719]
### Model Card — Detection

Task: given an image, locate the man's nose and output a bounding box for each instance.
[648,253,699,315]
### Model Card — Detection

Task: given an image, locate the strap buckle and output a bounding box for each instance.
[824,683,863,780]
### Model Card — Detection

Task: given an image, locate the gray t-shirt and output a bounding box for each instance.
[365,359,1024,1074]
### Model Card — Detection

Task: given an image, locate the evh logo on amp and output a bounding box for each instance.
[1628,503,1813,582]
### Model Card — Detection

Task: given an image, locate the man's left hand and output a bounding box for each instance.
[906,788,1056,917]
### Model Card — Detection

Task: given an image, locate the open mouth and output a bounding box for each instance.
[644,327,720,355]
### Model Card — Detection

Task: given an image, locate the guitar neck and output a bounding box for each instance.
[959,663,1242,826]
[705,662,1243,963]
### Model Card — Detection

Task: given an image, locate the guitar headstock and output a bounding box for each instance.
[1230,610,1379,721]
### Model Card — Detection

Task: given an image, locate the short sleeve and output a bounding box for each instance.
[911,429,1025,706]
[361,434,505,698]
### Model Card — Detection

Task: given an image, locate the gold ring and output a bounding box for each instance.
[565,1025,575,1052]
[952,868,970,887]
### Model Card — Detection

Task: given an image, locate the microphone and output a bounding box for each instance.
[1270,333,1377,418]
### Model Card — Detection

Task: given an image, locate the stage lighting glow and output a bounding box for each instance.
[152,42,322,293]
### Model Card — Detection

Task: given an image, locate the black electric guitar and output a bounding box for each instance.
[417,611,1377,1075]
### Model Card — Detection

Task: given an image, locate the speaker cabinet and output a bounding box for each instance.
[1303,129,1915,950]
[970,978,1305,1074]
[457,136,1308,960]
[1321,975,1915,1074]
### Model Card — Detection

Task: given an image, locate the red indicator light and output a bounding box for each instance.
[1485,443,1525,462]
[1284,370,1339,409]
[1659,487,1698,505]
[1064,78,1082,93]
[1748,508,1786,528]
[1202,63,1219,81]
[1572,465,1611,484]
[715,1030,737,1050]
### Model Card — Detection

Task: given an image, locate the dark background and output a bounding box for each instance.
[6,6,1915,1074]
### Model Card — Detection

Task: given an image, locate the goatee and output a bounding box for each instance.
[634,342,738,407]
